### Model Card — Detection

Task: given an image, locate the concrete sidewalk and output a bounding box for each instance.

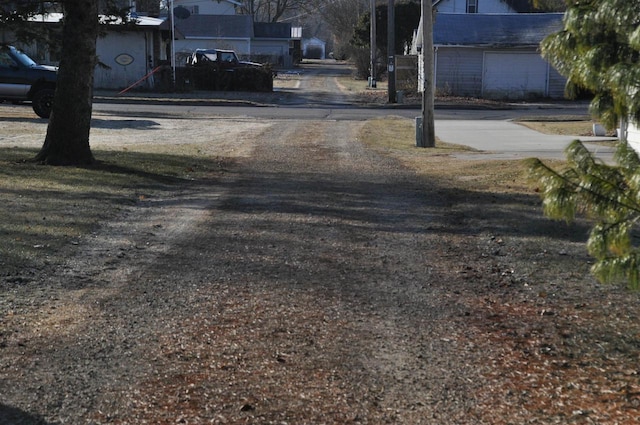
[435,119,617,162]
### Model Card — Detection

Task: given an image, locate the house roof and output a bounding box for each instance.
[433,13,564,47]
[431,0,534,12]
[161,14,253,39]
[253,22,292,39]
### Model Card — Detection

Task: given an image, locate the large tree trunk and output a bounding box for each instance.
[35,0,98,165]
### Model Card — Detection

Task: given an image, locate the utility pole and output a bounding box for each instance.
[388,0,396,103]
[418,0,435,147]
[369,0,376,88]
[170,0,176,86]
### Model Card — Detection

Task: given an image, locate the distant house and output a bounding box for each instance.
[253,22,296,67]
[302,37,326,59]
[94,15,164,89]
[413,13,566,100]
[13,0,298,89]
[16,13,164,90]
[433,0,516,14]
[433,0,538,13]
[162,14,254,63]
[433,13,565,99]
[160,15,296,67]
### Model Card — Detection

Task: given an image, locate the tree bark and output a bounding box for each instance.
[35,0,98,165]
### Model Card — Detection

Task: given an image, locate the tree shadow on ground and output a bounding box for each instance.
[216,166,590,243]
[0,404,54,425]
[90,118,161,130]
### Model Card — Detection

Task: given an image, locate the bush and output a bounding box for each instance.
[350,46,386,81]
[178,66,273,92]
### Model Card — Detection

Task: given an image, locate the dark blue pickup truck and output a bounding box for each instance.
[0,45,57,118]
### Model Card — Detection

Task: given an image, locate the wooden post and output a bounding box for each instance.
[418,0,435,148]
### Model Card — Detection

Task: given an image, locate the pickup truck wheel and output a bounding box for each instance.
[32,88,55,119]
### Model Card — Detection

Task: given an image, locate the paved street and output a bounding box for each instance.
[435,119,616,161]
[89,59,617,162]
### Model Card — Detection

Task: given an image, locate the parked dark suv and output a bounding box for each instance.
[0,45,57,118]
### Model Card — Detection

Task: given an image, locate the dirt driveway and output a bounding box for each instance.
[2,61,640,424]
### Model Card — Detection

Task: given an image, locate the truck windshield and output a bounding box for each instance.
[202,53,217,62]
[219,52,235,62]
[11,47,37,67]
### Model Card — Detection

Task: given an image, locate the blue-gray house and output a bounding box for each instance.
[431,13,566,99]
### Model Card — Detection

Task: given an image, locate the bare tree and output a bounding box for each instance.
[237,0,317,22]
[319,0,367,43]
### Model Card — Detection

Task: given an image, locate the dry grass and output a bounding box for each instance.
[0,145,224,277]
[358,115,533,194]
[516,119,596,136]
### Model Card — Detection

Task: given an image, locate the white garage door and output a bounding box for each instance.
[483,52,548,99]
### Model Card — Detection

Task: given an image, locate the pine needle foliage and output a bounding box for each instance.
[541,0,640,130]
[531,0,640,288]
[528,140,640,289]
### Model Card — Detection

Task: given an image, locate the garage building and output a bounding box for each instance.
[432,13,566,100]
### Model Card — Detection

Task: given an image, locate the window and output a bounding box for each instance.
[0,51,16,68]
[189,5,199,14]
[467,0,478,13]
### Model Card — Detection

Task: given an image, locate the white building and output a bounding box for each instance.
[433,0,517,14]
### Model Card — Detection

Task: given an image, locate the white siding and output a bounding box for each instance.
[435,48,484,97]
[483,51,547,99]
[628,121,640,153]
[434,47,566,100]
[435,0,515,14]
[95,31,154,89]
[547,65,566,99]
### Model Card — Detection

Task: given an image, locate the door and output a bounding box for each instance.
[483,52,548,99]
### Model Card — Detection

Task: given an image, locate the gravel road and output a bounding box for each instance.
[3,61,639,424]
[1,63,483,424]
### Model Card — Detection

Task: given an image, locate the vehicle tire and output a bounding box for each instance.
[32,88,55,119]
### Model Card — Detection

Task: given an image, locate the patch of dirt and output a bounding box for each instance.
[1,61,640,424]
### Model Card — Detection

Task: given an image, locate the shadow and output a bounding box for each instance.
[0,147,199,186]
[215,165,589,242]
[0,116,48,124]
[0,404,54,425]
[89,158,193,185]
[91,118,161,130]
[0,111,162,129]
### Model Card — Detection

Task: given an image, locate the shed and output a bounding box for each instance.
[161,14,254,61]
[432,13,566,100]
[160,16,295,67]
[302,37,326,60]
[20,13,164,90]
